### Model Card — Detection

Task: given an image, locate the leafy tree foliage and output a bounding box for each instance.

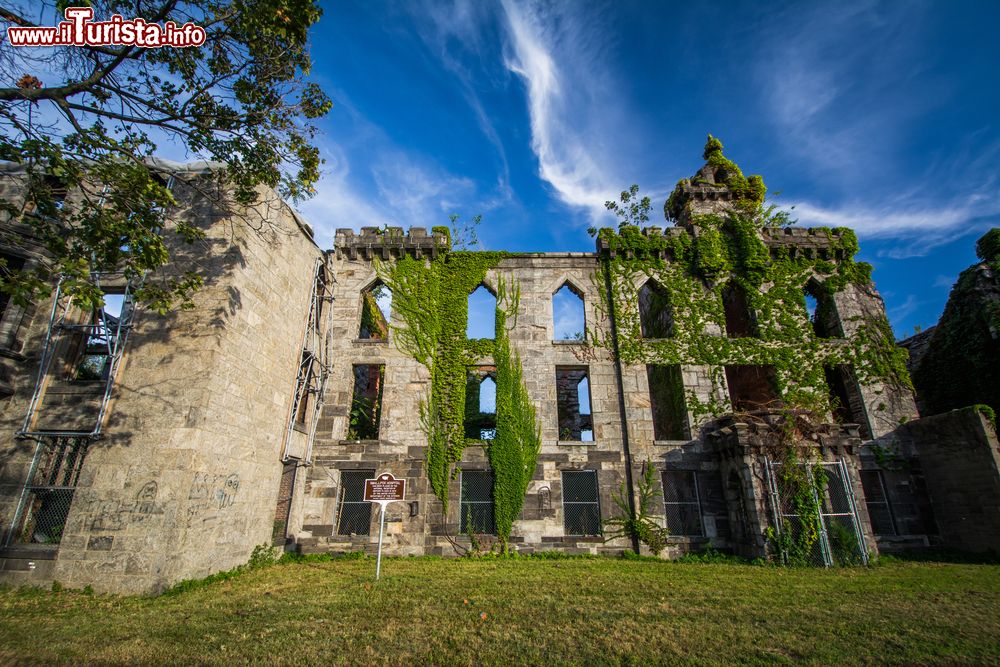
[0,1,331,311]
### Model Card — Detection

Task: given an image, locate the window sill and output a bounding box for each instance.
[338,439,381,445]
[292,423,309,434]
[0,544,59,560]
[352,338,388,345]
[665,536,711,543]
[557,440,598,446]
[653,439,693,446]
[552,340,588,346]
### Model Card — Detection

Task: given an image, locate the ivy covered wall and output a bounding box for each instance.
[593,152,911,428]
[377,249,540,549]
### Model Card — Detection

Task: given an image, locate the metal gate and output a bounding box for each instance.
[765,457,868,566]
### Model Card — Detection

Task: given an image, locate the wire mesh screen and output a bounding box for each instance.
[460,470,496,535]
[337,469,373,536]
[271,462,297,546]
[662,470,703,536]
[562,471,601,535]
[859,470,896,536]
[766,458,868,566]
[13,437,90,545]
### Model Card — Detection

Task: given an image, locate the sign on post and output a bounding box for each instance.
[363,472,406,580]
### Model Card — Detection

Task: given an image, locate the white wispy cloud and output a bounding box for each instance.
[499,0,629,218]
[788,189,1000,257]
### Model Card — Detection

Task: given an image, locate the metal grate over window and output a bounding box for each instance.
[337,469,374,536]
[860,470,897,536]
[562,470,601,535]
[662,470,703,536]
[460,470,496,535]
[11,437,90,545]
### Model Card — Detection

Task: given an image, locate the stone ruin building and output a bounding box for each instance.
[0,141,997,594]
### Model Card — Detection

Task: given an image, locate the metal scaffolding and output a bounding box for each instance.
[17,272,138,439]
[282,256,335,465]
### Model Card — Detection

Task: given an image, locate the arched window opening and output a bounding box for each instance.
[358,281,392,340]
[803,280,842,339]
[553,283,585,341]
[467,284,496,340]
[639,280,674,339]
[722,283,756,338]
[465,367,497,440]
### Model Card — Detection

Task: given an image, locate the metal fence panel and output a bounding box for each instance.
[765,458,868,566]
[562,471,601,535]
[662,470,703,536]
[461,470,496,535]
[11,437,91,545]
[337,469,374,536]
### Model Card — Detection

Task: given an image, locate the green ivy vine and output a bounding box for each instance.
[376,249,541,549]
[592,162,910,427]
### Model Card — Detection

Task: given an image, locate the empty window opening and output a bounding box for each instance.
[73,291,131,382]
[465,367,497,440]
[804,293,818,322]
[639,280,674,339]
[12,437,89,545]
[26,175,68,216]
[557,367,593,441]
[803,281,842,338]
[337,469,374,535]
[562,470,601,535]
[0,253,25,323]
[647,365,688,440]
[553,283,586,341]
[725,365,780,412]
[860,470,897,536]
[722,283,756,338]
[460,469,496,535]
[294,352,315,427]
[348,364,384,440]
[466,284,496,340]
[358,281,391,340]
[824,364,872,439]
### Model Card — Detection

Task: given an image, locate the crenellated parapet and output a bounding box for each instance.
[595,224,857,262]
[333,226,451,260]
[760,226,855,260]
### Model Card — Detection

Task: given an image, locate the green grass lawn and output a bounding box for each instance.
[1,557,998,666]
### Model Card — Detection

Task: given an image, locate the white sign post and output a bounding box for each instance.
[363,472,406,580]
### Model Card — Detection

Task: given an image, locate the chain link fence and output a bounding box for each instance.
[562,470,601,536]
[11,438,90,545]
[336,469,374,536]
[460,469,496,535]
[766,458,868,566]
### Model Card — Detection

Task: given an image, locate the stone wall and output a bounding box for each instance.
[0,169,323,592]
[891,408,1000,553]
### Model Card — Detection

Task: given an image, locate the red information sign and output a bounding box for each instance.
[364,473,406,503]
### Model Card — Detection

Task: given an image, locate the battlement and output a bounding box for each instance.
[333,226,451,260]
[760,226,852,259]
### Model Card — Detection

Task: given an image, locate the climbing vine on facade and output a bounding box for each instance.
[590,138,910,428]
[377,247,541,547]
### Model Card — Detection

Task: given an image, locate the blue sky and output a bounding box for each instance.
[296,0,1000,338]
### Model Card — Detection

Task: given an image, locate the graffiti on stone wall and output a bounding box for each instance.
[89,481,165,531]
[188,472,240,509]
